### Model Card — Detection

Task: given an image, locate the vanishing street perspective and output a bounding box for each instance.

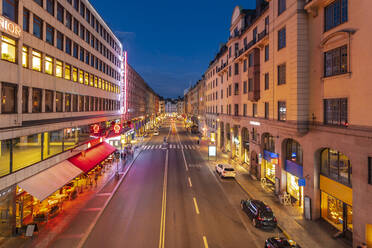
[0,0,371,247]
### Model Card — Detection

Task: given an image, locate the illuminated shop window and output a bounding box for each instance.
[89,74,93,87]
[72,67,77,82]
[56,60,62,77]
[44,56,53,75]
[65,64,71,80]
[79,70,83,84]
[1,35,16,63]
[98,78,102,89]
[32,50,42,71]
[84,72,89,85]
[94,76,98,88]
[22,46,28,68]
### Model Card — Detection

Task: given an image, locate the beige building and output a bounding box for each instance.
[204,0,372,246]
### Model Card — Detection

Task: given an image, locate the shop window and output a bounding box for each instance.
[79,70,83,84]
[0,139,11,176]
[321,148,351,186]
[1,83,17,113]
[33,15,43,39]
[44,56,53,75]
[46,24,54,45]
[1,36,16,63]
[73,95,78,112]
[45,90,53,112]
[84,72,89,85]
[63,128,77,151]
[12,134,42,172]
[2,0,18,23]
[55,92,62,112]
[94,77,98,88]
[78,95,83,111]
[23,8,30,32]
[65,93,71,112]
[98,78,102,88]
[89,74,94,87]
[32,50,42,72]
[22,46,28,68]
[65,64,71,80]
[72,67,78,82]
[56,60,62,78]
[77,124,93,144]
[285,139,303,165]
[324,0,348,32]
[32,88,42,113]
[22,86,29,113]
[321,192,352,232]
[43,130,63,159]
[278,101,286,121]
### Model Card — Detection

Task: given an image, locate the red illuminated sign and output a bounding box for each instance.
[114,124,121,134]
[93,124,100,134]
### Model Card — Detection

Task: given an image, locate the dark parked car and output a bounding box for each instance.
[265,237,301,248]
[240,199,277,229]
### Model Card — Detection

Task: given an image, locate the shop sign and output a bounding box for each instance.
[208,145,216,157]
[0,16,21,38]
[263,150,278,161]
[299,178,306,187]
[249,121,261,126]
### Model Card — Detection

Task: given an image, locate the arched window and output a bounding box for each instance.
[285,139,303,165]
[321,148,351,186]
[262,133,275,152]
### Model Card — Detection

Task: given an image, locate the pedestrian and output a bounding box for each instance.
[94,172,98,187]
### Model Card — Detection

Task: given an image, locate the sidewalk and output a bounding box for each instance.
[0,138,148,248]
[190,133,351,248]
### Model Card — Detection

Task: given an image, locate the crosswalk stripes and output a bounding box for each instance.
[142,144,198,150]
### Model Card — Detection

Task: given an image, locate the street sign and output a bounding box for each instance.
[208,145,216,157]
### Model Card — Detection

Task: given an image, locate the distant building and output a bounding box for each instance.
[176,101,184,115]
[159,101,165,114]
[165,100,177,113]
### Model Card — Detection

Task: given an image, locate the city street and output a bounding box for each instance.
[63,119,274,248]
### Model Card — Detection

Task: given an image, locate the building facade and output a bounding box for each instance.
[176,100,184,115]
[203,0,372,246]
[165,100,177,114]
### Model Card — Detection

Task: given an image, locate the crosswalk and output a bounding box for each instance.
[141,144,198,150]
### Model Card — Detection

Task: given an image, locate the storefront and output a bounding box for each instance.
[262,150,278,184]
[241,128,250,166]
[0,186,15,237]
[285,159,304,206]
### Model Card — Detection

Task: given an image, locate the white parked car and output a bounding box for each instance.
[215,164,236,178]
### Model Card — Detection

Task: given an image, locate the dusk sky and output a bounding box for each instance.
[90,0,256,98]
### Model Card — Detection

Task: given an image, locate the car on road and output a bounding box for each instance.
[154,131,159,136]
[240,199,277,229]
[265,237,301,248]
[215,164,236,178]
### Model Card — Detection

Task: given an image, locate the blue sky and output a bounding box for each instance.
[90,0,256,98]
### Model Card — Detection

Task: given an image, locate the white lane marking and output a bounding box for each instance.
[157,145,160,149]
[151,145,154,149]
[192,145,196,149]
[203,236,209,248]
[174,126,189,171]
[193,197,200,215]
[188,177,192,187]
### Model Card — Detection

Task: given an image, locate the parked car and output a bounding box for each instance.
[215,164,236,178]
[240,199,277,229]
[265,237,301,248]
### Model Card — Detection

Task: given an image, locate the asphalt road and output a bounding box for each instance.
[82,119,275,248]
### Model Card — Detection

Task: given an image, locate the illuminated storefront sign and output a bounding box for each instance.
[208,145,216,157]
[249,121,261,126]
[0,16,21,38]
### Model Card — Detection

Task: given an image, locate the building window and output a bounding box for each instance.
[34,0,43,7]
[243,104,247,116]
[33,15,43,39]
[243,59,247,72]
[325,0,348,32]
[80,24,85,40]
[234,83,239,95]
[46,0,54,16]
[79,70,83,84]
[265,45,269,61]
[65,64,71,80]
[46,24,54,45]
[80,47,84,62]
[78,95,83,111]
[73,19,79,35]
[56,91,62,112]
[44,56,53,75]
[243,81,247,94]
[32,88,42,113]
[22,86,29,113]
[234,104,239,116]
[253,103,257,117]
[56,60,62,77]
[32,50,42,71]
[57,3,64,23]
[368,157,372,185]
[278,0,286,15]
[321,148,351,186]
[57,31,63,50]
[65,93,71,112]
[84,72,89,85]
[65,37,71,54]
[228,66,231,77]
[278,27,286,50]
[74,0,79,11]
[234,63,239,75]
[278,63,286,85]
[248,79,253,92]
[73,43,78,58]
[80,2,85,17]
[85,51,89,64]
[324,98,347,126]
[72,67,78,82]
[1,35,16,63]
[265,102,269,119]
[23,8,30,32]
[265,73,269,90]
[73,95,78,112]
[45,90,53,112]
[324,45,347,77]
[248,53,253,67]
[3,0,18,23]
[22,46,28,68]
[278,101,286,121]
[66,11,72,29]
[1,83,17,113]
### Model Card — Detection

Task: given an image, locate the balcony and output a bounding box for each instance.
[247,48,261,102]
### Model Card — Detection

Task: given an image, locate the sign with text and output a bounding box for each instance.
[208,145,216,157]
[0,16,21,38]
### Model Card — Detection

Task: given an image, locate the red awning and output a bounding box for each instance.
[68,142,116,173]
